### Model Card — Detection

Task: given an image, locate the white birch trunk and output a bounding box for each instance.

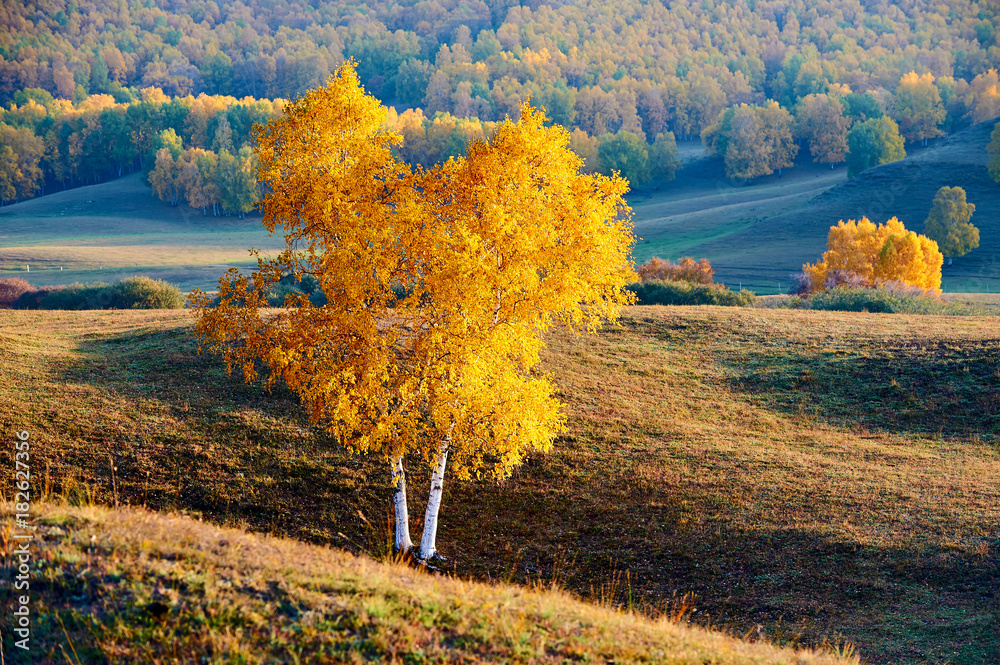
[391,456,413,553]
[418,442,450,561]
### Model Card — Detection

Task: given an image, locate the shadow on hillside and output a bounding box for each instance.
[46,324,397,551]
[445,461,1000,664]
[721,335,1000,439]
[450,460,1000,663]
[31,320,1000,664]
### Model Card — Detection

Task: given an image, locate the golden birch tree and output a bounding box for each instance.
[190,62,636,561]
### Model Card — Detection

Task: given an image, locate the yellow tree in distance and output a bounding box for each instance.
[802,217,943,294]
[189,62,637,561]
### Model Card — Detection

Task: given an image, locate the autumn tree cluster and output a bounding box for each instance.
[802,217,943,295]
[703,101,798,179]
[2,0,1000,193]
[191,63,636,560]
[148,142,259,217]
[0,86,280,204]
[636,257,714,284]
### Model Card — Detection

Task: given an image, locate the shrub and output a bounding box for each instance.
[807,285,988,315]
[30,282,111,310]
[822,269,870,291]
[12,286,64,309]
[628,279,755,306]
[810,286,907,313]
[0,278,35,308]
[12,277,184,310]
[636,257,715,284]
[109,277,185,309]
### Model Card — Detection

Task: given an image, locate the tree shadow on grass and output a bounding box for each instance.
[448,461,1000,665]
[703,323,1000,439]
[38,323,400,557]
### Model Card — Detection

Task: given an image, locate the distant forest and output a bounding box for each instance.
[1,0,999,206]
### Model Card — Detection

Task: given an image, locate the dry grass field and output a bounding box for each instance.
[1,306,997,663]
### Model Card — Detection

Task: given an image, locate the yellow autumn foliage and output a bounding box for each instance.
[802,217,943,294]
[190,61,636,482]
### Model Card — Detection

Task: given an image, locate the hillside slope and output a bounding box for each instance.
[0,173,284,292]
[633,119,1000,293]
[705,119,1000,291]
[1,308,998,663]
[0,502,857,664]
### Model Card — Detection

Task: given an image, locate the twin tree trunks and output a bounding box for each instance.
[188,61,636,568]
[391,442,450,560]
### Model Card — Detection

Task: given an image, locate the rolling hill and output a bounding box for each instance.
[632,118,1000,294]
[0,173,285,293]
[2,306,997,663]
[2,118,998,296]
[0,501,857,664]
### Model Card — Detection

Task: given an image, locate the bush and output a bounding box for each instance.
[636,257,715,284]
[810,286,908,313]
[12,277,184,310]
[0,278,35,308]
[110,277,186,309]
[781,285,991,315]
[628,279,756,306]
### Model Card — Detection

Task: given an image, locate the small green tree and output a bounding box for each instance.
[649,132,680,182]
[923,186,979,258]
[988,122,1000,183]
[598,130,649,186]
[845,116,906,178]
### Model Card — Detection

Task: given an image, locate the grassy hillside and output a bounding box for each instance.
[0,502,858,664]
[1,307,998,663]
[633,120,1000,294]
[0,173,285,292]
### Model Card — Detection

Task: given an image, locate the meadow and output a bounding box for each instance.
[5,117,997,297]
[1,305,997,663]
[0,173,285,293]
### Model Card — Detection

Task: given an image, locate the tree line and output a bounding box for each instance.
[0,86,280,204]
[0,83,684,206]
[702,68,1000,181]
[1,0,998,142]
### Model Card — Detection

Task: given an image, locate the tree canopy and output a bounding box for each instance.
[190,62,636,560]
[893,72,946,145]
[703,101,797,180]
[923,186,979,258]
[797,93,849,166]
[2,0,999,202]
[802,217,943,294]
[845,116,906,178]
